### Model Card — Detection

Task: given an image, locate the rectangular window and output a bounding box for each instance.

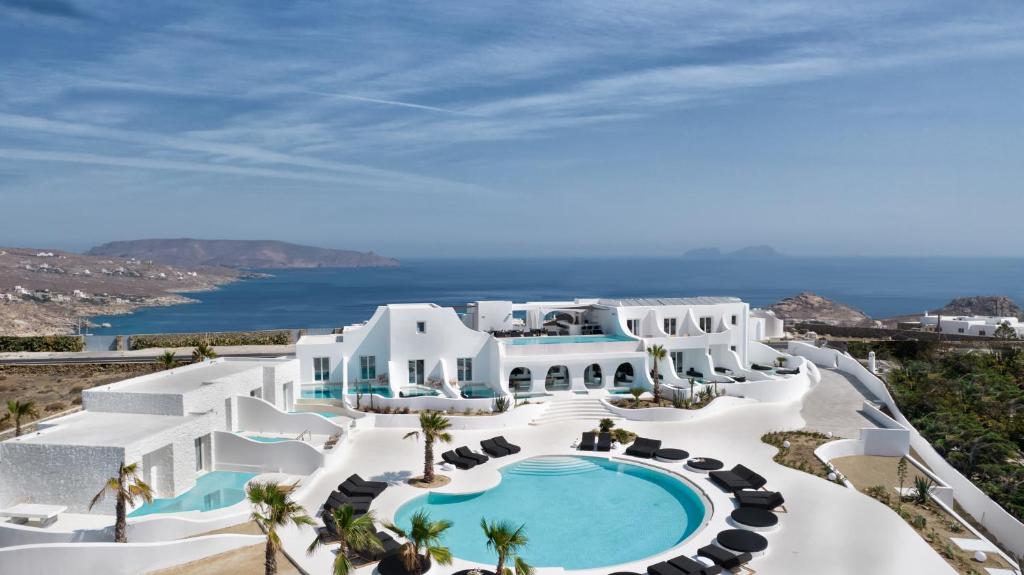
[313,357,330,382]
[663,318,677,335]
[457,358,473,382]
[957,328,964,333]
[408,359,424,384]
[670,351,685,374]
[731,315,738,325]
[699,316,712,332]
[194,436,204,471]
[627,319,640,336]
[249,387,262,399]
[359,355,376,380]
[979,330,986,336]
[730,345,737,352]
[416,321,426,333]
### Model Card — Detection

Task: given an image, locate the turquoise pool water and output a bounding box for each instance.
[246,435,292,443]
[393,456,706,569]
[460,383,498,398]
[300,384,394,399]
[347,383,394,398]
[129,471,256,517]
[506,334,635,345]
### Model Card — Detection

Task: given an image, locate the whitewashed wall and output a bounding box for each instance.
[371,404,546,429]
[235,396,346,437]
[212,430,323,475]
[790,341,1024,557]
[0,534,263,575]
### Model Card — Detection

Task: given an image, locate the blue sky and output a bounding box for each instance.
[1,1,1023,258]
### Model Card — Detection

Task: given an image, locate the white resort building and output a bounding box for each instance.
[0,296,1021,575]
[920,312,1024,337]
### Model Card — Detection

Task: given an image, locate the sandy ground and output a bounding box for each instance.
[148,523,300,575]
[0,363,159,433]
[831,454,928,490]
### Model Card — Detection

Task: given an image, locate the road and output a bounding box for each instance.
[0,345,296,365]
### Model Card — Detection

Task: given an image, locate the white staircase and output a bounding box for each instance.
[529,396,622,426]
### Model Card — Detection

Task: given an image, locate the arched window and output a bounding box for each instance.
[584,364,603,389]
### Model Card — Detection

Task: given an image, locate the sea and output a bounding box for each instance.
[88,257,1024,335]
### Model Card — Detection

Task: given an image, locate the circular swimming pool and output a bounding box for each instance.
[393,456,708,569]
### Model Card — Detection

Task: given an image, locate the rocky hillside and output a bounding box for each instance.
[768,291,874,326]
[930,296,1022,319]
[0,247,249,335]
[86,239,399,269]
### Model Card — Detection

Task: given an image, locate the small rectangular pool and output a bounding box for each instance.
[129,471,256,516]
[505,334,635,345]
[460,383,498,398]
[245,435,292,443]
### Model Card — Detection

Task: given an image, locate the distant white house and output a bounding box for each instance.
[920,312,1024,337]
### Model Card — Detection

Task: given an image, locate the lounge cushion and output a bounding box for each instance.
[494,436,521,454]
[579,432,597,450]
[481,438,511,457]
[597,432,612,452]
[709,464,766,492]
[456,446,489,464]
[735,490,785,510]
[668,554,722,575]
[697,545,751,569]
[442,450,476,470]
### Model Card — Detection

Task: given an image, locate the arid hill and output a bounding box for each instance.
[0,247,248,335]
[86,239,399,269]
[930,296,1022,319]
[768,291,874,326]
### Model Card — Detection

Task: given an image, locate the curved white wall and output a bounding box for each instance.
[371,404,546,429]
[214,430,323,475]
[0,533,262,575]
[236,396,346,436]
[789,341,1024,557]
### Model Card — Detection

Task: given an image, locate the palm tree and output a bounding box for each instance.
[248,481,316,575]
[383,510,452,575]
[3,399,40,437]
[629,387,644,408]
[307,505,382,575]
[191,341,217,362]
[88,461,154,542]
[403,411,452,483]
[156,350,177,370]
[647,344,667,403]
[481,518,533,575]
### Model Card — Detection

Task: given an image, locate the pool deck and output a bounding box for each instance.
[274,392,958,575]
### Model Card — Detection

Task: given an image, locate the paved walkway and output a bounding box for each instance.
[800,368,880,439]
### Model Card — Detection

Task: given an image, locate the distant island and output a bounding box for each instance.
[86,239,400,270]
[682,245,784,259]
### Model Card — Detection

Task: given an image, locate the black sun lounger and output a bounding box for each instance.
[647,562,687,575]
[735,489,785,510]
[328,491,372,507]
[776,367,800,375]
[686,368,704,378]
[579,432,597,451]
[751,363,773,371]
[356,530,402,560]
[597,432,612,452]
[493,436,521,454]
[339,481,381,499]
[348,474,387,492]
[669,554,722,575]
[625,437,662,458]
[709,464,767,492]
[323,498,371,516]
[481,438,511,457]
[456,446,489,464]
[442,450,477,470]
[697,544,752,570]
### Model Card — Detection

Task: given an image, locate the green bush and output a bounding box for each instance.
[0,336,84,352]
[129,330,291,350]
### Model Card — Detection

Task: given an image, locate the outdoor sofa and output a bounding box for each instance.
[709,464,767,492]
[625,437,662,458]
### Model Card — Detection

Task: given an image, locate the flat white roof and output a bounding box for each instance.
[9,411,197,448]
[597,296,742,307]
[108,359,281,395]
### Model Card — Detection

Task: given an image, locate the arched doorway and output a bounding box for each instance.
[614,363,635,387]
[508,367,532,393]
[584,364,603,389]
[545,365,570,391]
